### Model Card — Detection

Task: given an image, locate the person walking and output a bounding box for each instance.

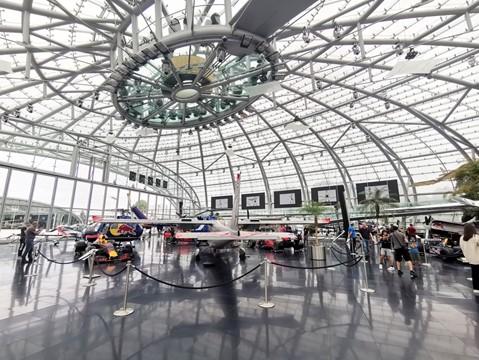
[378,229,395,271]
[389,225,418,279]
[460,223,479,295]
[358,222,371,260]
[348,222,358,254]
[17,222,29,257]
[22,221,40,263]
[408,236,422,270]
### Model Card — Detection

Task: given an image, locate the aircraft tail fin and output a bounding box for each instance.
[228,173,241,231]
[131,206,148,219]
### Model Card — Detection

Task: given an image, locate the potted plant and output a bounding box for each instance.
[358,188,398,236]
[300,200,327,260]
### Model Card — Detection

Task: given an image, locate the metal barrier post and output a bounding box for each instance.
[83,250,100,287]
[422,239,431,267]
[49,243,54,260]
[259,259,275,309]
[360,239,375,293]
[114,261,135,317]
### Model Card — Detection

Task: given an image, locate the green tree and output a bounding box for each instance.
[300,200,327,245]
[358,189,398,229]
[452,159,479,221]
[133,200,148,213]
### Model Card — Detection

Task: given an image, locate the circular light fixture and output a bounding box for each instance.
[105,28,285,130]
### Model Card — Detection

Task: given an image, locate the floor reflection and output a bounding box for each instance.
[0,237,477,360]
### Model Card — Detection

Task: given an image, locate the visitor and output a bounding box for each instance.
[17,222,29,257]
[378,229,395,271]
[22,221,40,263]
[358,222,371,260]
[406,223,417,241]
[408,236,422,270]
[389,225,418,279]
[460,223,479,295]
[348,222,358,254]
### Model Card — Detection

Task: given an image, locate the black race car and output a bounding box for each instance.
[428,240,463,261]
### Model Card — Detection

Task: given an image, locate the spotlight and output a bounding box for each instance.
[349,102,355,109]
[27,104,33,113]
[188,129,193,136]
[341,147,345,153]
[161,62,170,75]
[169,18,181,32]
[259,73,268,83]
[316,80,322,90]
[384,101,391,110]
[216,48,226,62]
[365,135,371,142]
[211,13,220,25]
[94,91,99,100]
[2,113,9,122]
[352,42,360,56]
[468,55,476,67]
[353,89,359,100]
[14,109,20,117]
[77,99,83,107]
[405,46,418,60]
[333,23,342,39]
[302,27,311,44]
[394,42,404,56]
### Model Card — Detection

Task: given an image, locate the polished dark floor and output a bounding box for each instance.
[0,237,478,360]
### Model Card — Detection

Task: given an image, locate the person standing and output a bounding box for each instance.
[460,223,479,295]
[406,223,417,240]
[358,222,371,260]
[378,229,395,271]
[22,221,40,263]
[408,236,422,270]
[389,225,418,279]
[348,222,358,254]
[17,222,29,257]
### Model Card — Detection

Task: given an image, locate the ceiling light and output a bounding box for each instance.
[27,104,33,113]
[188,129,193,136]
[349,102,355,109]
[302,27,311,44]
[240,34,252,48]
[333,23,342,39]
[2,113,9,122]
[211,13,220,25]
[94,91,100,100]
[14,109,20,117]
[105,131,116,144]
[353,89,359,100]
[384,100,391,110]
[365,135,371,142]
[394,42,404,56]
[216,48,226,62]
[352,42,360,56]
[161,62,170,75]
[169,18,181,32]
[316,80,322,90]
[468,55,476,67]
[405,46,418,60]
[225,145,235,157]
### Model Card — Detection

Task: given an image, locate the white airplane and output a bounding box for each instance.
[98,173,302,261]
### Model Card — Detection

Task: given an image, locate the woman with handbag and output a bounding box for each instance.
[389,225,418,279]
[460,223,479,295]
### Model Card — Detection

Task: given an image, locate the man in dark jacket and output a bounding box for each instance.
[17,222,29,257]
[22,221,40,263]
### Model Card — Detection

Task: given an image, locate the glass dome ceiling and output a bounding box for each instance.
[0,0,478,211]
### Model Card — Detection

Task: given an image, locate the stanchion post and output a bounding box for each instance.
[49,243,54,260]
[360,241,375,293]
[83,250,100,287]
[114,261,135,317]
[422,239,431,267]
[258,259,275,309]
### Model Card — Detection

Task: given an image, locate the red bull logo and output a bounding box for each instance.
[117,224,136,235]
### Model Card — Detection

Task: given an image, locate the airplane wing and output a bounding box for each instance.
[175,231,238,241]
[97,218,216,226]
[383,203,467,217]
[239,231,297,240]
[239,218,330,225]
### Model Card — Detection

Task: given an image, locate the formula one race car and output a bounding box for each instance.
[74,236,134,263]
[428,239,463,261]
